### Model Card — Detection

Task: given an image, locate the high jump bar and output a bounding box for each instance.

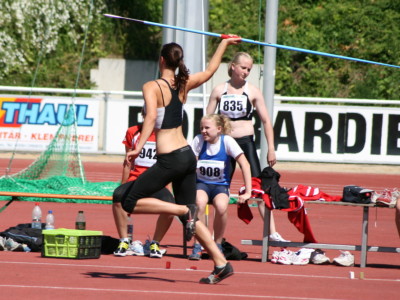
[104,13,400,69]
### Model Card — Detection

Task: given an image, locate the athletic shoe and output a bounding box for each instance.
[4,238,24,252]
[143,239,167,257]
[185,204,198,242]
[0,236,5,251]
[149,241,164,258]
[271,248,290,264]
[199,262,234,284]
[270,250,281,264]
[269,232,290,242]
[310,249,331,265]
[113,241,133,257]
[374,188,400,207]
[130,240,144,256]
[276,249,295,265]
[333,251,354,267]
[188,243,202,260]
[291,248,314,265]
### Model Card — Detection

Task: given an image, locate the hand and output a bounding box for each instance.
[238,192,251,204]
[221,34,242,45]
[125,149,140,166]
[267,151,276,167]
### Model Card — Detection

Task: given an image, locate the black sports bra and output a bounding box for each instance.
[152,78,184,129]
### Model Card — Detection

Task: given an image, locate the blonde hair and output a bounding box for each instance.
[227,52,253,77]
[201,114,232,135]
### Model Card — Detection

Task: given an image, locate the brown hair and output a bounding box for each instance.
[201,114,232,135]
[227,52,253,77]
[160,43,190,91]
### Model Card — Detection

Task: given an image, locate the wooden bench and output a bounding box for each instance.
[0,191,189,256]
[241,199,399,268]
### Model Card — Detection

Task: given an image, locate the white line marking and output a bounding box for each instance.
[1,260,398,282]
[0,284,345,300]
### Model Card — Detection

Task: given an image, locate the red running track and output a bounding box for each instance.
[0,157,399,299]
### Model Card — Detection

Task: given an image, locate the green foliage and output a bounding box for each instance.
[275,0,400,99]
[1,0,400,100]
[209,0,266,64]
[209,0,400,99]
[0,0,162,88]
[103,0,163,60]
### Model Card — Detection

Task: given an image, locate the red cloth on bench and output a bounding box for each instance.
[238,178,318,243]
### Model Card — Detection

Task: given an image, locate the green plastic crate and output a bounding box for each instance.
[42,228,103,259]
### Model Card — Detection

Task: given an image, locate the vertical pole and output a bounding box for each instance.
[360,206,369,268]
[260,0,279,170]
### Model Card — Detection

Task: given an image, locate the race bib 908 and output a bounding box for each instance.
[196,160,225,183]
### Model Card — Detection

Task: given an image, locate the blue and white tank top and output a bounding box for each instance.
[196,135,232,186]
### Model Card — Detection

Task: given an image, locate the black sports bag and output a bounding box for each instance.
[342,185,374,204]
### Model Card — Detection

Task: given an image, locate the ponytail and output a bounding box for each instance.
[160,42,190,91]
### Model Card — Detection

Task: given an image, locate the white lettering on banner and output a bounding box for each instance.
[1,102,93,126]
[0,96,99,152]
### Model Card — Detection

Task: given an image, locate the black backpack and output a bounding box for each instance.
[0,223,44,252]
[342,185,374,204]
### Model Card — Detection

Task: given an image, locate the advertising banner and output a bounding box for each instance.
[0,96,99,152]
[273,104,400,164]
[107,101,400,165]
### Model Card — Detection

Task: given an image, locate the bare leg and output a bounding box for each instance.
[112,202,128,239]
[212,194,229,244]
[153,214,174,242]
[189,190,208,246]
[257,201,277,234]
[194,221,227,267]
[132,197,188,216]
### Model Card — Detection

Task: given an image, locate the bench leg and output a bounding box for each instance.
[0,196,18,213]
[183,225,187,256]
[262,207,271,262]
[360,206,369,268]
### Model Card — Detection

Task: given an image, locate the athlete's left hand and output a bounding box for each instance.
[238,191,251,204]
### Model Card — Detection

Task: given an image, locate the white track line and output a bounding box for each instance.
[1,260,398,282]
[0,284,344,300]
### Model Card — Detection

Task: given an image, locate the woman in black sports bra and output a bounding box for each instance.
[207,52,289,243]
[121,36,242,284]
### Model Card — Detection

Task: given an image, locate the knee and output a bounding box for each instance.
[121,198,134,214]
[112,186,124,204]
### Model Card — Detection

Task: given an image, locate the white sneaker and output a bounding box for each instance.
[333,251,354,267]
[0,236,5,251]
[130,240,144,256]
[271,250,281,264]
[276,249,295,265]
[291,248,314,265]
[310,249,331,265]
[269,232,290,242]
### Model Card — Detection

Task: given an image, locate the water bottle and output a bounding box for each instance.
[127,214,133,241]
[75,211,86,230]
[45,210,55,230]
[31,202,42,229]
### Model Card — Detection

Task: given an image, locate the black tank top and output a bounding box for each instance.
[153,78,184,129]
